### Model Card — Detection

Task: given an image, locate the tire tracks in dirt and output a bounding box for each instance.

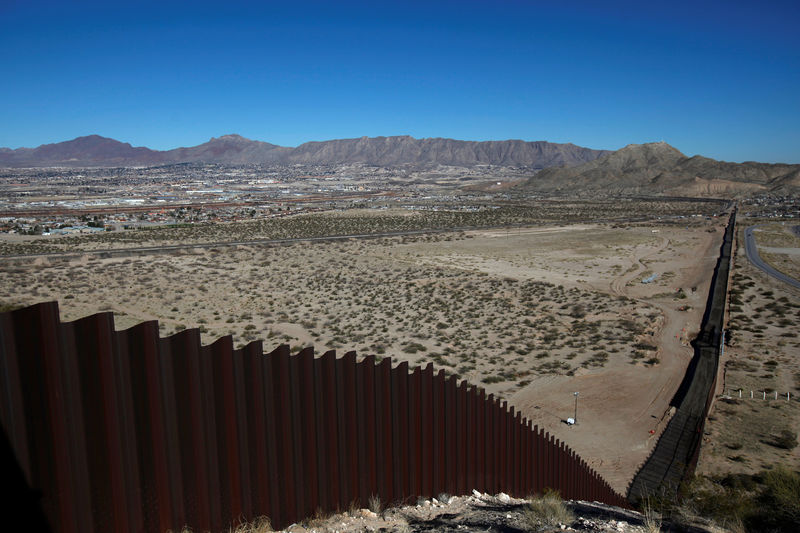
[607,236,690,423]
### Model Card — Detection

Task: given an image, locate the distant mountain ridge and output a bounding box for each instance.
[0,134,608,169]
[5,135,797,196]
[520,142,800,196]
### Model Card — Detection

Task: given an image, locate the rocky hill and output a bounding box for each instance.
[283,136,607,168]
[0,135,165,167]
[521,141,800,196]
[162,134,289,165]
[0,134,607,169]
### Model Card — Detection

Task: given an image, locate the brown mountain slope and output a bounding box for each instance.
[0,135,165,167]
[521,142,800,197]
[285,136,608,168]
[0,134,607,169]
[162,134,289,165]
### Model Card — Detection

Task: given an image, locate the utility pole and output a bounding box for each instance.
[574,392,579,424]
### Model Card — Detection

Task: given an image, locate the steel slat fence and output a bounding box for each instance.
[0,301,628,533]
[627,210,735,502]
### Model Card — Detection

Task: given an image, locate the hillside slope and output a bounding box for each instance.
[521,142,800,196]
[0,134,607,169]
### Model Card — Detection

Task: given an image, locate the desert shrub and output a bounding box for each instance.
[646,468,800,533]
[401,342,427,354]
[522,490,574,530]
[756,466,800,531]
[568,304,586,318]
[634,342,657,351]
[770,429,798,450]
[227,515,272,532]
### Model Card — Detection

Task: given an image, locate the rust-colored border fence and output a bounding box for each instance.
[627,210,736,502]
[1,301,627,533]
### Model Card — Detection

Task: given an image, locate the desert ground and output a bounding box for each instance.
[0,208,727,494]
[509,220,724,491]
[696,221,800,478]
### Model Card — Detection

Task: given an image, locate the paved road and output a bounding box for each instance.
[743,225,800,290]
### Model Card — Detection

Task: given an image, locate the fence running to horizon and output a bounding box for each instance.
[628,209,736,502]
[0,301,627,533]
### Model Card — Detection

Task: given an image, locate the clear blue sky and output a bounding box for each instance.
[1,0,798,163]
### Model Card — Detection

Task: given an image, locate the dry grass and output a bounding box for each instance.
[168,516,273,533]
[521,491,574,531]
[641,500,662,533]
[228,516,273,533]
[368,493,382,514]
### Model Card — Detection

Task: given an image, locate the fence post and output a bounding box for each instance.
[337,351,359,510]
[512,410,521,496]
[357,355,378,507]
[485,394,496,495]
[456,381,467,495]
[420,364,434,497]
[110,323,148,533]
[242,341,271,523]
[314,350,339,515]
[375,358,394,505]
[499,402,508,493]
[163,329,210,529]
[229,341,254,523]
[391,361,410,501]
[465,385,476,494]
[444,375,457,495]
[432,369,445,497]
[407,365,422,499]
[269,345,295,527]
[521,419,530,495]
[476,389,486,494]
[197,337,223,532]
[291,347,318,518]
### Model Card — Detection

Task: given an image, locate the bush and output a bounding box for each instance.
[646,468,800,533]
[770,430,798,450]
[401,342,427,354]
[757,466,800,531]
[522,490,574,530]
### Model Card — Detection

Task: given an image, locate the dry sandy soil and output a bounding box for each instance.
[509,222,723,492]
[696,221,800,477]
[0,215,726,495]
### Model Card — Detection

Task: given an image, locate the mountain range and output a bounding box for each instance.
[0,134,608,169]
[2,134,797,196]
[521,142,800,196]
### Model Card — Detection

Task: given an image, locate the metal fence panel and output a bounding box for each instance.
[0,302,630,532]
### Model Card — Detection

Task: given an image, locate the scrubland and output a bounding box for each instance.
[0,204,727,490]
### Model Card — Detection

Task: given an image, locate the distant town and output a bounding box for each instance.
[1,161,797,237]
[0,162,536,235]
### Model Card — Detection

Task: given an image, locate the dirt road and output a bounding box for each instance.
[511,226,723,492]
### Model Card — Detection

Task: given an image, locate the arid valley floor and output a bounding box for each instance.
[7,199,796,498]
